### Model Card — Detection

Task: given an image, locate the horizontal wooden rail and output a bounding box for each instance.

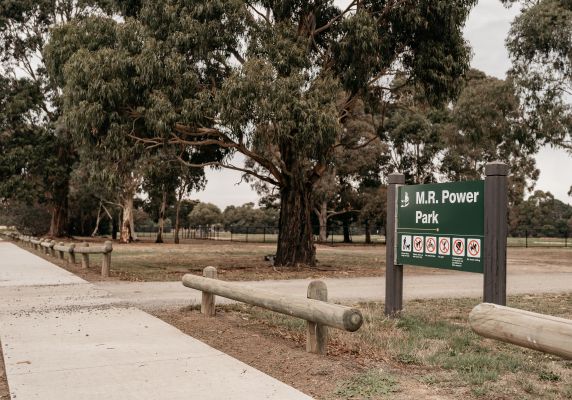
[183,268,363,354]
[8,233,113,278]
[469,303,572,359]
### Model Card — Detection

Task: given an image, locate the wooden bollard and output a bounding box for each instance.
[81,242,89,269]
[101,241,112,277]
[49,240,56,257]
[68,243,76,264]
[307,281,328,355]
[201,266,217,316]
[43,241,50,255]
[58,242,65,260]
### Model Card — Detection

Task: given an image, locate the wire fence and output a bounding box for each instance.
[135,225,571,247]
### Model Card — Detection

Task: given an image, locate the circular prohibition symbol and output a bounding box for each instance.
[414,237,423,251]
[453,239,464,255]
[426,237,436,252]
[468,240,480,257]
[439,238,449,253]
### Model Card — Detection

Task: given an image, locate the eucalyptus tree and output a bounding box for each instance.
[441,70,540,205]
[0,1,111,236]
[503,0,572,151]
[49,0,476,265]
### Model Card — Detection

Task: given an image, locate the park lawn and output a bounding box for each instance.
[15,238,572,282]
[155,293,572,400]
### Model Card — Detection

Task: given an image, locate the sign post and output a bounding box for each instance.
[385,173,405,316]
[384,161,508,317]
[484,162,508,305]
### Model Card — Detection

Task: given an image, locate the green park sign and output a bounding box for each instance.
[396,181,484,273]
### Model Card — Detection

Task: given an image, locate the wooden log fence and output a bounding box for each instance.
[183,267,363,355]
[469,303,572,359]
[3,233,113,277]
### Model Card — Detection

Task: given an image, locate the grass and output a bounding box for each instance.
[334,369,398,399]
[227,293,572,399]
[54,238,571,282]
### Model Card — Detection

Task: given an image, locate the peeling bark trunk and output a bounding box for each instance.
[315,201,328,243]
[155,187,167,244]
[120,193,134,244]
[91,202,103,237]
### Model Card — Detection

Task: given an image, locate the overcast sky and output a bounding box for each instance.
[196,0,572,209]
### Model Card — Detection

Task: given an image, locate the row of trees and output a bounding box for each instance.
[1,1,571,266]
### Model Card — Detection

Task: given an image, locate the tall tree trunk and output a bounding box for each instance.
[129,202,138,241]
[174,190,183,244]
[120,193,134,244]
[112,211,118,240]
[48,198,67,237]
[343,216,352,243]
[364,219,372,244]
[315,201,328,243]
[91,202,103,237]
[155,187,167,243]
[275,170,316,267]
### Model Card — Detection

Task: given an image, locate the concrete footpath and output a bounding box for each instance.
[97,271,572,310]
[0,239,312,400]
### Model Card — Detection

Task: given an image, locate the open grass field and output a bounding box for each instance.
[136,231,570,247]
[18,237,572,282]
[155,293,572,400]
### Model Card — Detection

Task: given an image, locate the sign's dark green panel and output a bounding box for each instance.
[396,181,484,273]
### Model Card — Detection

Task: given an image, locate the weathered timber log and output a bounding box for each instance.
[73,245,109,254]
[182,274,363,332]
[469,303,572,359]
[54,243,74,252]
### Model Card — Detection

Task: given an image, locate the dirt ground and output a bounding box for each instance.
[14,239,572,283]
[155,307,444,400]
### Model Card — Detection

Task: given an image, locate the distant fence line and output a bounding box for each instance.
[134,225,571,247]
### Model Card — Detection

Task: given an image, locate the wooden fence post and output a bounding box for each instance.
[69,243,76,264]
[385,172,405,316]
[307,281,328,355]
[81,242,90,269]
[101,241,112,277]
[484,161,508,305]
[201,266,217,316]
[58,242,65,260]
[49,240,56,257]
